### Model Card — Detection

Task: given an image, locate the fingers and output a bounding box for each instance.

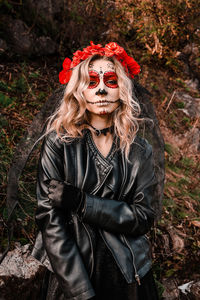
[49,179,62,187]
[46,179,65,206]
[48,180,64,193]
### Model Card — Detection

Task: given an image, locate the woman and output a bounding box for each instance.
[32,42,159,300]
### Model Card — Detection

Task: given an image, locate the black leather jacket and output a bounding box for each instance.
[31,130,157,300]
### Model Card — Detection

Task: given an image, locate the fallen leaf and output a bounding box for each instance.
[190,220,200,228]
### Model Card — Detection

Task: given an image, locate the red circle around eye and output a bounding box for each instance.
[88,71,100,89]
[103,72,118,88]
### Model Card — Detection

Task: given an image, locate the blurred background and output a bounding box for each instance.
[0,0,199,299]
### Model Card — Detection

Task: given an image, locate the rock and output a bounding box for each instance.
[179,280,200,300]
[160,119,200,154]
[35,36,57,55]
[167,226,185,253]
[0,39,8,53]
[162,278,180,300]
[185,78,200,92]
[5,18,35,56]
[6,87,65,216]
[175,91,200,118]
[189,281,200,299]
[184,128,200,153]
[27,0,63,22]
[2,16,57,56]
[181,43,199,57]
[178,281,194,299]
[176,43,200,83]
[0,243,46,300]
[134,82,165,218]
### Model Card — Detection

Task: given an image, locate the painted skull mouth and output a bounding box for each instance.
[95,101,110,106]
[86,99,120,105]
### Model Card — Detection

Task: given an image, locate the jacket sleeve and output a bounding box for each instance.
[35,134,95,300]
[81,142,157,236]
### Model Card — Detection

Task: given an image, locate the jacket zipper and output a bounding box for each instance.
[117,153,140,285]
[122,234,141,285]
[99,230,132,284]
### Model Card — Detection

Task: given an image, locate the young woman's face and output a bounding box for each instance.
[83,59,120,116]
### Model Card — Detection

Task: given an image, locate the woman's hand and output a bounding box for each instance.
[47,179,84,213]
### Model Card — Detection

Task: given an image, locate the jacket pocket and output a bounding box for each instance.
[125,235,152,271]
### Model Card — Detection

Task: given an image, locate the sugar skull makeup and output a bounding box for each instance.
[83,59,120,116]
[88,71,118,89]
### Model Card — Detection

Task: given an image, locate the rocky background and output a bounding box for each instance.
[0,0,200,299]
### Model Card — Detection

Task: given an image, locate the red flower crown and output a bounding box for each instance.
[59,41,140,84]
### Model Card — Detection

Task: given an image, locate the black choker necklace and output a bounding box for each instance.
[89,124,114,136]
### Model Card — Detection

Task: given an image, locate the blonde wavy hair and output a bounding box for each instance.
[45,55,141,157]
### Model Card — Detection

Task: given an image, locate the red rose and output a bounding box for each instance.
[105,43,141,78]
[71,42,105,68]
[81,52,90,60]
[59,58,72,84]
[62,58,72,70]
[104,42,124,56]
[90,48,104,55]
[73,50,82,57]
[71,58,80,68]
[90,41,103,50]
[59,69,72,84]
[83,42,104,56]
[126,56,140,78]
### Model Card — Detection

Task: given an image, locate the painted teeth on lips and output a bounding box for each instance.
[95,100,110,103]
[95,101,110,106]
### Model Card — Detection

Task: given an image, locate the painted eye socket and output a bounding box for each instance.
[87,71,118,89]
[104,72,118,88]
[88,71,99,89]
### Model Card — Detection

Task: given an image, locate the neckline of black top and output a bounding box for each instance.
[86,130,117,163]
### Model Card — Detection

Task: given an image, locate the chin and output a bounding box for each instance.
[99,110,109,115]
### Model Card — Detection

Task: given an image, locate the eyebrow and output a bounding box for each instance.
[89,74,99,79]
[89,70,98,73]
[104,72,117,76]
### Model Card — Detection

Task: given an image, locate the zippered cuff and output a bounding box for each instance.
[81,193,100,223]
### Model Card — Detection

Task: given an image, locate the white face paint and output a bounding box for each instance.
[83,59,120,116]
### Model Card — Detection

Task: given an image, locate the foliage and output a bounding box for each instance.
[0,58,58,249]
[153,149,200,280]
[0,0,13,12]
[114,0,200,66]
[1,0,199,71]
